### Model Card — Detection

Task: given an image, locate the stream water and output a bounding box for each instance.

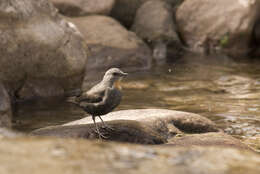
[13,54,260,139]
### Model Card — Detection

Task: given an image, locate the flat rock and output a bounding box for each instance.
[0,137,259,174]
[65,15,152,87]
[50,0,115,16]
[32,109,221,144]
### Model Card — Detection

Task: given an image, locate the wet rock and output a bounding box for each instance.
[167,132,251,151]
[242,135,260,152]
[32,120,166,144]
[0,128,23,138]
[0,84,12,128]
[111,0,184,28]
[0,137,260,174]
[176,0,260,57]
[0,0,88,100]
[32,109,220,143]
[131,0,182,61]
[50,0,115,17]
[65,16,152,87]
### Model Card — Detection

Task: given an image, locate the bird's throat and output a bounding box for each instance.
[114,80,122,90]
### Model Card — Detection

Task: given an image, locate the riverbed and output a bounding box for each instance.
[13,54,260,139]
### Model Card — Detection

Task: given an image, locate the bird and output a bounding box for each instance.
[69,68,128,138]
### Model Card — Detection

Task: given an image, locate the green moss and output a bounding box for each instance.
[220,34,229,47]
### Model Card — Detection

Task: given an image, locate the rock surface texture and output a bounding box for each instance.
[0,0,88,99]
[176,0,260,57]
[50,0,115,16]
[131,0,182,60]
[0,137,259,174]
[111,0,183,28]
[65,15,152,87]
[0,84,12,128]
[32,109,224,144]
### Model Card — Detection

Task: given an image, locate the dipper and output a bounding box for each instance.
[74,68,128,138]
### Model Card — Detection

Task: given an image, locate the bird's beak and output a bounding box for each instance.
[120,72,128,77]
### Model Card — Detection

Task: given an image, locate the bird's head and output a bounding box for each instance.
[103,68,128,87]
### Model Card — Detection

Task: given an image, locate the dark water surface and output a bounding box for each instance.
[13,54,260,138]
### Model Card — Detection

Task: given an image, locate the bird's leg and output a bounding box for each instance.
[92,115,107,139]
[98,116,114,130]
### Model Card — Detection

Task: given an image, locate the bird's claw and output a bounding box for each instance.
[93,128,108,139]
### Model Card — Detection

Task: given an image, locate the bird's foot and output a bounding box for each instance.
[93,128,108,139]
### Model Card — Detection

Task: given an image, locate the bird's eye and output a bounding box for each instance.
[113,72,117,76]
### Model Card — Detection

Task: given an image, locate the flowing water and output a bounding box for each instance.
[13,54,260,139]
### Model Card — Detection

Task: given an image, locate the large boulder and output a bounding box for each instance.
[131,0,182,61]
[176,0,260,57]
[65,16,152,87]
[0,84,12,128]
[0,0,88,99]
[111,0,183,28]
[50,0,115,17]
[0,137,259,174]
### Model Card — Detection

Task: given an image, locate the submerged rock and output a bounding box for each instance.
[176,0,260,57]
[0,137,259,174]
[65,15,152,87]
[0,0,88,99]
[131,0,182,61]
[50,0,115,17]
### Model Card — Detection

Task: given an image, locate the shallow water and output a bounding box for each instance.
[13,54,260,138]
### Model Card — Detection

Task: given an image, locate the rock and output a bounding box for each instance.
[167,132,251,151]
[131,0,182,61]
[0,84,12,128]
[65,15,152,87]
[111,0,184,28]
[0,0,88,100]
[242,135,260,153]
[32,109,220,143]
[0,137,260,174]
[0,128,23,138]
[32,120,166,144]
[176,0,260,57]
[50,0,115,17]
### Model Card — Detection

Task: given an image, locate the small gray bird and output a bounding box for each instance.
[73,68,128,138]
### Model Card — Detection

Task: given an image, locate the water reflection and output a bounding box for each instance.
[13,54,260,138]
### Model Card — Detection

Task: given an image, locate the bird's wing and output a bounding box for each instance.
[75,91,103,103]
[75,83,106,103]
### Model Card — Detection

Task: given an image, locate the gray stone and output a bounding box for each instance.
[65,15,152,88]
[50,0,115,17]
[111,0,183,28]
[32,109,220,144]
[176,0,260,57]
[0,0,88,99]
[131,0,182,60]
[0,84,12,128]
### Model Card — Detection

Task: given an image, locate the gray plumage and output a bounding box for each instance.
[72,68,128,138]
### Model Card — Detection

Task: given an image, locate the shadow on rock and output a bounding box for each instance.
[32,120,166,144]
